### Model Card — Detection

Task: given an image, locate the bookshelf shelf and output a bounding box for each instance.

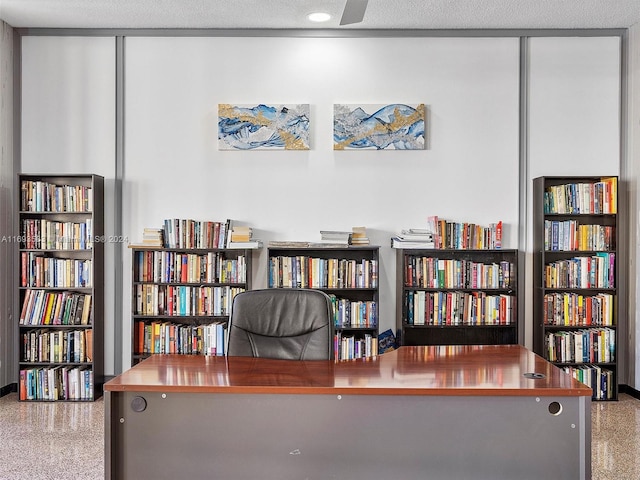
[395,248,520,347]
[533,175,619,401]
[267,245,380,360]
[17,174,104,402]
[130,245,254,365]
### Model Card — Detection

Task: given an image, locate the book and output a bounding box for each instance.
[320,230,351,244]
[19,289,33,325]
[398,231,434,241]
[351,226,369,245]
[268,241,312,247]
[392,227,436,248]
[378,329,397,354]
[19,370,27,400]
[391,236,435,249]
[140,227,164,247]
[223,218,233,248]
[227,240,263,249]
[230,225,252,242]
[74,295,85,325]
[81,294,92,325]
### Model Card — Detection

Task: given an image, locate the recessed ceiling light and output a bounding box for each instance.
[307,12,332,23]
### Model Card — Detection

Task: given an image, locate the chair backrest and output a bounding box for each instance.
[227,288,333,360]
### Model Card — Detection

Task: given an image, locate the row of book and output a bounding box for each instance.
[334,332,378,360]
[19,289,92,326]
[544,220,614,251]
[134,250,247,284]
[21,219,93,250]
[403,256,514,289]
[19,366,94,401]
[134,285,244,316]
[543,292,614,326]
[162,218,232,249]
[21,253,92,288]
[545,328,615,364]
[562,365,615,401]
[329,296,377,328]
[21,328,92,363]
[20,180,93,213]
[544,253,615,289]
[543,177,617,215]
[268,256,379,289]
[426,216,503,250]
[142,222,263,249]
[405,291,516,326]
[134,320,226,356]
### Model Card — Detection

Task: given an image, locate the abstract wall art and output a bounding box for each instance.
[333,103,426,150]
[218,104,310,150]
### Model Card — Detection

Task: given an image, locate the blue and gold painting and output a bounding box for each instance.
[218,104,310,150]
[333,103,425,150]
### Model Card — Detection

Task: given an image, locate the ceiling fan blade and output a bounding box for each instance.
[340,0,368,25]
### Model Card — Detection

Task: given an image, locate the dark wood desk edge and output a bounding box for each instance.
[104,383,592,397]
[106,345,593,398]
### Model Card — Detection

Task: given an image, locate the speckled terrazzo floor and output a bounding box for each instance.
[0,391,638,479]
[592,393,640,480]
[0,392,103,480]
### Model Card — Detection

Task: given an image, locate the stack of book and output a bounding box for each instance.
[319,230,351,245]
[391,229,435,249]
[140,228,164,247]
[350,226,369,245]
[227,224,262,249]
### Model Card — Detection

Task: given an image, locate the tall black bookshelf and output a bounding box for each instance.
[17,174,104,401]
[396,248,519,347]
[533,176,619,401]
[267,245,380,360]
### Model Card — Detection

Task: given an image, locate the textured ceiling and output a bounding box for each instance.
[0,0,639,30]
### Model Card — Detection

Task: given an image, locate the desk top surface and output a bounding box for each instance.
[105,345,592,397]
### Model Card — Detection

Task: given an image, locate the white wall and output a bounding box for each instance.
[526,36,622,348]
[20,36,117,375]
[123,36,521,368]
[528,37,621,175]
[18,33,622,375]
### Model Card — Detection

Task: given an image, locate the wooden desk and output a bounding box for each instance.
[105,345,592,479]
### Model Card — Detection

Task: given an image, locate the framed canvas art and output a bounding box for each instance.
[333,103,425,150]
[218,104,310,150]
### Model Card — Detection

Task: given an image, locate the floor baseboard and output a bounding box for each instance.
[0,383,17,398]
[620,384,640,400]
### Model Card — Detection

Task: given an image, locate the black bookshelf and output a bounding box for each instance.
[532,176,619,401]
[396,248,519,347]
[267,245,380,360]
[130,246,253,365]
[17,174,104,401]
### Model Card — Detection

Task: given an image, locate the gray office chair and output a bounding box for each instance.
[227,288,333,360]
